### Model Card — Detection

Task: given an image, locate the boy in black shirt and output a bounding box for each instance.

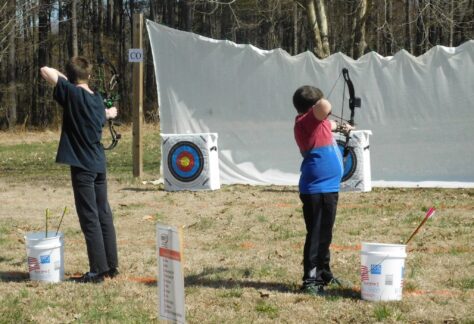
[40,57,119,283]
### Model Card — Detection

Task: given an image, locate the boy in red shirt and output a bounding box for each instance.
[293,85,352,295]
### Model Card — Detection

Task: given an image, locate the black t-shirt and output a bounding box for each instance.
[53,77,107,173]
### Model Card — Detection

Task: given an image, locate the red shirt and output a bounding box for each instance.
[294,110,343,193]
[294,110,334,154]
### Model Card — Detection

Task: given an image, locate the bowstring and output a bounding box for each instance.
[325,70,343,101]
[325,70,350,124]
[340,79,346,126]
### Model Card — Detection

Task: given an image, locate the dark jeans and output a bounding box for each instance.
[300,192,338,286]
[71,166,118,274]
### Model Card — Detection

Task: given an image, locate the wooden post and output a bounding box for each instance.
[132,13,144,178]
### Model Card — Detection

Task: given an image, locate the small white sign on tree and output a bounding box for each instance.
[128,48,144,62]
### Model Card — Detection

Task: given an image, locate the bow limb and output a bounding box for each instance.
[324,68,361,138]
[97,56,120,107]
[340,68,361,157]
[342,68,361,127]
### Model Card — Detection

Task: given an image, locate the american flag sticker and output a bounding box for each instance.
[361,265,369,281]
[28,257,40,272]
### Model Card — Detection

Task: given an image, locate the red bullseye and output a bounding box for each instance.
[176,151,195,172]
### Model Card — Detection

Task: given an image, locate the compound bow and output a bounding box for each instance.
[326,68,362,181]
[96,56,122,150]
[341,68,361,157]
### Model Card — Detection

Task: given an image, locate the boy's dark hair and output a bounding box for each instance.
[65,56,92,84]
[292,85,324,114]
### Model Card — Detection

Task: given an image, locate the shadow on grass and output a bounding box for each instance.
[0,271,29,282]
[186,275,292,293]
[184,267,360,300]
[120,187,163,192]
[261,187,298,193]
[324,287,361,300]
[0,268,361,300]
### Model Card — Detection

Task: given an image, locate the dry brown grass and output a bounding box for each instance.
[0,129,473,323]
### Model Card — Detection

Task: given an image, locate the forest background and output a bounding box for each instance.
[0,0,473,129]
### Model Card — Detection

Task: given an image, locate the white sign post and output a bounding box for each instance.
[157,224,185,323]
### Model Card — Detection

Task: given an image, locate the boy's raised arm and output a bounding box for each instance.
[40,66,67,86]
[312,98,332,121]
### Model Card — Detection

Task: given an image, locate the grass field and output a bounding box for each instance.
[0,125,473,323]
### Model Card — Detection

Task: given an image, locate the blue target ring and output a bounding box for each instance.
[337,139,357,182]
[168,141,204,182]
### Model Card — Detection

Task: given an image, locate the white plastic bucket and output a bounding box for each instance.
[25,232,64,283]
[360,242,407,301]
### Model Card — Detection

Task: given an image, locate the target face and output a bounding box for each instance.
[337,139,357,182]
[167,141,204,182]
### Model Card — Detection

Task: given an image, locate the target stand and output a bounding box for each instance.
[161,133,220,191]
[334,130,372,192]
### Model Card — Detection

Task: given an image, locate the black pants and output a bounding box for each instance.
[71,166,118,274]
[300,192,338,286]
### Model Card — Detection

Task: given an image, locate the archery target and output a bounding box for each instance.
[334,130,372,192]
[161,133,220,191]
[168,141,204,182]
[337,139,357,182]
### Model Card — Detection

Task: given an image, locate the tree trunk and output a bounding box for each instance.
[375,0,381,53]
[305,0,323,58]
[220,1,235,42]
[8,0,17,128]
[455,0,473,44]
[315,0,330,57]
[448,0,454,47]
[98,0,104,43]
[353,0,368,59]
[293,1,298,55]
[185,0,192,31]
[92,0,103,60]
[35,0,50,127]
[106,0,113,33]
[405,0,413,53]
[164,0,176,27]
[23,10,34,127]
[71,0,78,56]
[415,0,430,55]
[114,0,123,33]
[384,0,393,55]
[425,0,432,52]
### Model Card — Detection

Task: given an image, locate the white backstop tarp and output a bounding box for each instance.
[146,20,474,188]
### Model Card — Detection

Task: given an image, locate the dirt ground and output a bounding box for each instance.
[1,127,473,323]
